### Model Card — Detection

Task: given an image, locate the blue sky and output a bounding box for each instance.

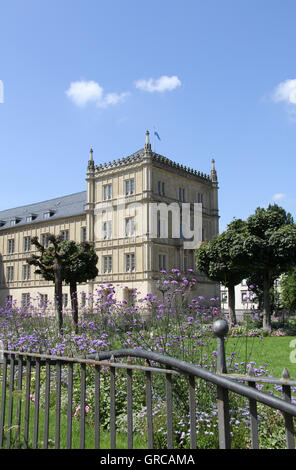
[0,0,296,231]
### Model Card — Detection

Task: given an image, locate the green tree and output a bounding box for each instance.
[244,204,296,331]
[280,267,296,313]
[195,219,251,324]
[27,234,65,332]
[27,236,98,332]
[61,241,98,331]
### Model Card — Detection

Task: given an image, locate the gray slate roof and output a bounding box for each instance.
[0,191,86,231]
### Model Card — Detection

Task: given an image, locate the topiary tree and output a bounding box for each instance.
[195,219,251,325]
[61,241,98,331]
[27,236,98,333]
[27,234,65,333]
[240,204,296,331]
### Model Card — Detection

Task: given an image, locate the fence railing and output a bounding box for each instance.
[0,319,295,449]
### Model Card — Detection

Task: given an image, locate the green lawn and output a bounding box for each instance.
[225,336,296,379]
[0,394,147,449]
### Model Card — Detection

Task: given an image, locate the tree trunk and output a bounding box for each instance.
[263,273,272,332]
[54,258,63,334]
[228,284,237,325]
[70,281,79,333]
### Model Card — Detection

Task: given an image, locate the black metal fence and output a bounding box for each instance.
[0,319,295,449]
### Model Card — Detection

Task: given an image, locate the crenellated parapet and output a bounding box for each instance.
[92,132,216,185]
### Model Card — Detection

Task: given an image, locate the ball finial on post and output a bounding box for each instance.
[213,319,229,374]
[213,319,229,338]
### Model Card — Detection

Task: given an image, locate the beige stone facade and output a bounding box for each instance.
[0,131,220,309]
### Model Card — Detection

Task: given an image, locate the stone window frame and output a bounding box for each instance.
[125,252,135,272]
[7,238,15,254]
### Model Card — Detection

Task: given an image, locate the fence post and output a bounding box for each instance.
[281,368,295,449]
[213,319,231,449]
[213,319,228,374]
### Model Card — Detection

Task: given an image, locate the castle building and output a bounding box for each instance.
[0,131,220,309]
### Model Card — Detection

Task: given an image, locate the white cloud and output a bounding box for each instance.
[135,75,181,93]
[97,91,130,108]
[272,193,286,201]
[272,79,296,105]
[66,80,104,107]
[66,80,129,108]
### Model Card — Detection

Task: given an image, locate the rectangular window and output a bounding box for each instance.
[103,184,112,200]
[24,236,31,252]
[62,293,68,308]
[23,265,30,281]
[125,217,135,237]
[184,255,188,273]
[81,227,87,242]
[6,266,14,282]
[202,228,205,242]
[22,293,30,307]
[221,292,228,303]
[241,291,248,302]
[41,233,50,248]
[60,230,69,241]
[197,193,203,204]
[81,292,86,307]
[179,188,185,202]
[8,239,15,254]
[123,288,135,306]
[103,220,112,239]
[103,256,112,273]
[125,253,135,272]
[125,179,135,195]
[158,254,167,271]
[40,294,48,308]
[158,181,165,196]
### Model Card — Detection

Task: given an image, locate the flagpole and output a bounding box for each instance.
[153,126,156,152]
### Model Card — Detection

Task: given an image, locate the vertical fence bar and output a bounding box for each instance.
[282,368,295,449]
[166,373,173,449]
[15,354,23,449]
[127,368,133,449]
[66,361,73,449]
[33,355,41,449]
[146,370,153,449]
[214,320,231,450]
[0,353,8,447]
[55,360,62,449]
[43,356,51,449]
[247,368,259,449]
[94,364,100,449]
[24,356,32,449]
[110,366,116,449]
[189,375,197,449]
[6,354,15,449]
[216,386,231,449]
[80,362,86,449]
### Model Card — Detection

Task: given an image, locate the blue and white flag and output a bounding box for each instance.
[154,131,161,141]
